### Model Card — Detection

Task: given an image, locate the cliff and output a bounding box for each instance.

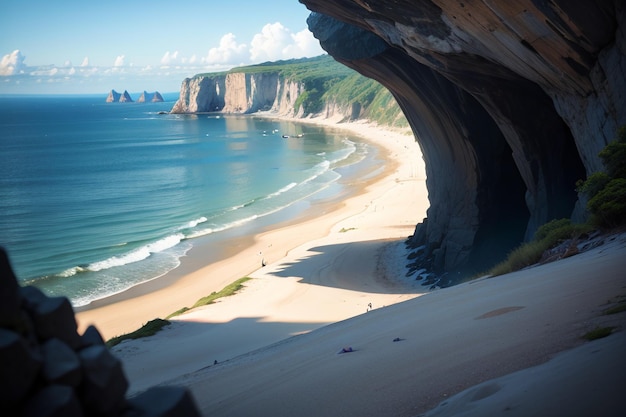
[170,56,405,126]
[301,0,625,281]
[171,72,294,115]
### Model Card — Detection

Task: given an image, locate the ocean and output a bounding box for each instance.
[0,94,380,307]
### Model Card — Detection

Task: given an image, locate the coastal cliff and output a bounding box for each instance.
[301,0,625,281]
[170,56,406,126]
[172,72,301,116]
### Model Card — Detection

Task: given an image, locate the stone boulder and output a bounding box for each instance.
[0,248,201,417]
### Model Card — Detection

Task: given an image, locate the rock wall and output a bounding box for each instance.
[302,0,625,281]
[171,72,307,117]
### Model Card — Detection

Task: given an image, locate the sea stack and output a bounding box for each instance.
[105,89,121,102]
[137,91,164,103]
[119,90,133,103]
[106,89,135,103]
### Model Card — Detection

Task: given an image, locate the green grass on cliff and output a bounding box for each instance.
[193,55,407,126]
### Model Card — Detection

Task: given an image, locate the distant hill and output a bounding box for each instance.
[171,55,408,128]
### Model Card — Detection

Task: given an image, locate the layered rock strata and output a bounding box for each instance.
[301,0,625,281]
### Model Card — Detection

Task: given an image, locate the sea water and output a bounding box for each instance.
[0,94,378,306]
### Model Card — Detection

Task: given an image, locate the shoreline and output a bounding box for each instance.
[74,119,391,313]
[75,114,428,341]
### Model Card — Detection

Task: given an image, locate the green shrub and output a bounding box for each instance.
[533,218,571,241]
[599,126,626,179]
[587,178,626,228]
[576,172,610,198]
[488,239,553,276]
[577,126,626,229]
[488,220,592,276]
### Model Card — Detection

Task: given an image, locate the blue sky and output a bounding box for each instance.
[0,0,325,94]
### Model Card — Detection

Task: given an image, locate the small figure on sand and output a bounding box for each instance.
[367,302,372,312]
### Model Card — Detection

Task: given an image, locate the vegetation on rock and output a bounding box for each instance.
[577,127,626,229]
[487,219,593,277]
[197,55,408,127]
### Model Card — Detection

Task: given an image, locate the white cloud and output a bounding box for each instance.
[250,23,291,62]
[31,67,59,77]
[161,51,179,65]
[249,23,324,63]
[285,28,325,58]
[113,55,125,67]
[203,33,248,65]
[0,50,27,76]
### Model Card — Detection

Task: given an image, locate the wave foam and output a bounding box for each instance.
[87,233,184,272]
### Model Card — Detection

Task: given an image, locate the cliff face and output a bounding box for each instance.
[301,0,625,280]
[171,73,306,117]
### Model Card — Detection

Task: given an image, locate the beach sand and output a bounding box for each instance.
[76,117,430,393]
[174,234,626,417]
[75,117,626,416]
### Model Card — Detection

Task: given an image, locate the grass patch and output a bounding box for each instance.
[603,301,626,315]
[582,326,616,341]
[339,227,356,233]
[487,219,593,277]
[166,277,251,319]
[106,318,170,348]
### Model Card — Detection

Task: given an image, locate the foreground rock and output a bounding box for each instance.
[0,248,200,417]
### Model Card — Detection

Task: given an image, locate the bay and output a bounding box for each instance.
[0,94,378,306]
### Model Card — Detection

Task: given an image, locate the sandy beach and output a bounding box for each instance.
[76,117,430,391]
[174,233,626,417]
[75,116,626,416]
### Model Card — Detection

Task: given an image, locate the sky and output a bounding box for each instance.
[0,0,326,94]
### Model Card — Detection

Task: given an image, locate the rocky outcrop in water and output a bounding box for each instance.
[137,91,164,103]
[106,90,134,103]
[302,0,625,282]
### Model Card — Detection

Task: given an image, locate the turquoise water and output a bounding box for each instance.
[0,95,376,306]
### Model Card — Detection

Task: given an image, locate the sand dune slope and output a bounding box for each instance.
[171,234,626,417]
